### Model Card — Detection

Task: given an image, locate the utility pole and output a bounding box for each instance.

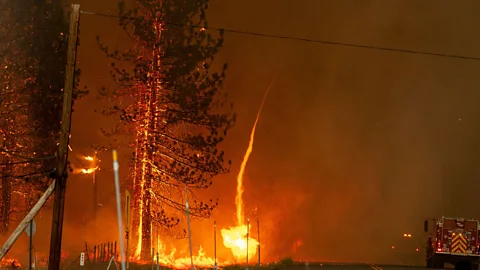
[0,181,56,260]
[185,189,194,270]
[214,221,217,270]
[113,150,126,270]
[125,190,131,270]
[246,218,250,270]
[257,216,260,267]
[48,4,80,270]
[28,220,33,270]
[151,248,155,270]
[92,152,98,229]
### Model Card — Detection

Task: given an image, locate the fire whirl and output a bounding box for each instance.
[221,78,275,261]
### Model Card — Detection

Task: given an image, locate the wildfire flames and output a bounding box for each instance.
[81,167,98,174]
[138,245,215,268]
[0,74,273,270]
[81,155,98,174]
[221,224,258,261]
[0,258,21,269]
[71,155,99,174]
[111,1,276,261]
[125,79,274,268]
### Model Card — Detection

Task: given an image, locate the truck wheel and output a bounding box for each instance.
[434,259,444,269]
[426,258,433,268]
[455,260,471,270]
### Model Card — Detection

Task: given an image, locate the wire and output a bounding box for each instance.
[0,168,55,179]
[79,10,480,62]
[0,148,57,162]
[0,160,50,166]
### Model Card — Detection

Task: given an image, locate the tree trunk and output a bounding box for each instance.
[132,90,153,259]
[141,24,163,258]
[1,137,11,234]
[140,178,152,259]
[134,22,163,259]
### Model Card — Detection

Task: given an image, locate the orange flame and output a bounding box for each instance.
[0,258,21,269]
[81,167,98,174]
[221,224,259,261]
[159,246,215,269]
[72,154,98,174]
[127,245,219,269]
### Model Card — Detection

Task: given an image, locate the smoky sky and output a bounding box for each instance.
[4,0,480,265]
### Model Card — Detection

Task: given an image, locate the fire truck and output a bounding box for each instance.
[424,217,480,269]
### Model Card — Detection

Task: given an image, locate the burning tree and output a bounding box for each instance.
[22,0,81,175]
[99,0,235,259]
[0,64,32,233]
[0,0,84,233]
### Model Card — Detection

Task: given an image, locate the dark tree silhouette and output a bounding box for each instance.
[0,0,85,233]
[99,0,235,258]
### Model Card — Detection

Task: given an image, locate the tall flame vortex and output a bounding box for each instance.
[234,78,275,225]
[222,78,276,261]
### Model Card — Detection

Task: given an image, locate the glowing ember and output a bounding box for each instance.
[84,156,94,161]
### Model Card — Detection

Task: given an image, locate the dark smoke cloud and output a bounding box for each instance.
[6,0,480,266]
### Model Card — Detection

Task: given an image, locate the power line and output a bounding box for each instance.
[0,168,55,179]
[0,160,50,166]
[0,148,57,162]
[80,10,480,62]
